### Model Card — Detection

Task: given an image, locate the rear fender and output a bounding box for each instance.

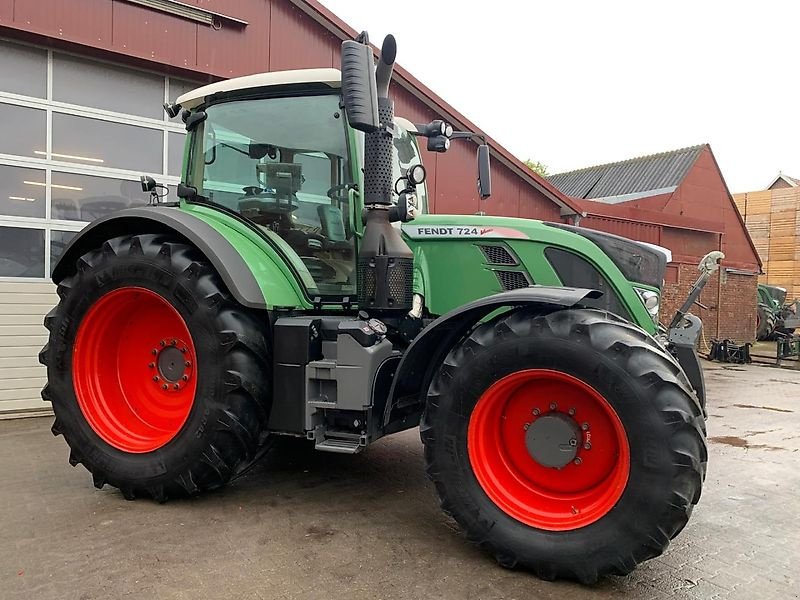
[382,286,601,432]
[52,206,309,310]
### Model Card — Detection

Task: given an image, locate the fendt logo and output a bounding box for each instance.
[403,225,528,240]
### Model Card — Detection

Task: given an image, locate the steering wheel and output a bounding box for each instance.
[327,183,353,202]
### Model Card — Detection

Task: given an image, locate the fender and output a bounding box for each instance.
[52,206,306,310]
[382,286,601,432]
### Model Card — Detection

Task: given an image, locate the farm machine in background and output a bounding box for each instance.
[40,32,707,583]
[757,283,800,340]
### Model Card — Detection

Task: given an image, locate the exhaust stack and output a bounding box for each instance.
[342,33,414,313]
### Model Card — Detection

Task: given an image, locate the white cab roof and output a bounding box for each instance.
[176,68,342,109]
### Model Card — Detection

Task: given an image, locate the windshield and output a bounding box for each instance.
[187,94,354,296]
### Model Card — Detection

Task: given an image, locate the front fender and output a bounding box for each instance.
[52,206,310,310]
[383,286,602,431]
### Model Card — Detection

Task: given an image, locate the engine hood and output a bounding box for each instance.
[402,214,668,290]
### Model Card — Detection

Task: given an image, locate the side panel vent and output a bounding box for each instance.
[496,270,530,290]
[479,245,517,265]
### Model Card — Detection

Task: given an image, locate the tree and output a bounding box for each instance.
[524,159,549,178]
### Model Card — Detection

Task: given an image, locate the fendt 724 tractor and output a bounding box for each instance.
[40,33,707,582]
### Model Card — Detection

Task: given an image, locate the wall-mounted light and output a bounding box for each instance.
[8,196,36,202]
[34,150,104,164]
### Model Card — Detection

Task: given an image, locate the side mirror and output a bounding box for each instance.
[340,38,380,133]
[477,144,492,200]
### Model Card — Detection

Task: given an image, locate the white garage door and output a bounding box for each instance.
[0,38,194,416]
[0,280,55,415]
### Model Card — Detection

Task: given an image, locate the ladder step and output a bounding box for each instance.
[315,437,362,454]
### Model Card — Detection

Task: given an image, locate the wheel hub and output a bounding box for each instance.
[151,338,193,391]
[525,413,580,468]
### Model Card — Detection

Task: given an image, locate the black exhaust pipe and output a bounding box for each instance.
[357,34,414,312]
[375,35,396,99]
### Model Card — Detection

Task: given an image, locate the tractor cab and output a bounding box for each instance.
[173,73,429,298]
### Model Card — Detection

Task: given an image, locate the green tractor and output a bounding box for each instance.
[757,284,782,340]
[40,33,707,582]
[757,283,798,340]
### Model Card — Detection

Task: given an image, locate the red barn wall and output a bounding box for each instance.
[665,147,760,271]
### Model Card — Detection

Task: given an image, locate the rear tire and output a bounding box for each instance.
[420,308,706,583]
[40,234,271,501]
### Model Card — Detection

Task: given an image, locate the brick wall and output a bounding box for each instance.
[660,263,757,344]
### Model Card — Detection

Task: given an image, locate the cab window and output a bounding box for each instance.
[188,94,354,296]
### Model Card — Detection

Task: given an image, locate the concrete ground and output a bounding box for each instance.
[2,362,799,600]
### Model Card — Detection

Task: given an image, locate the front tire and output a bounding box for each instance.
[421,308,706,583]
[40,234,271,501]
[757,305,776,340]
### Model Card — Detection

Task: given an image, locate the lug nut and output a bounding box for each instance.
[584,442,592,450]
[160,340,166,347]
[182,375,189,381]
[568,408,576,416]
[185,361,192,368]
[523,422,530,431]
[581,422,590,431]
[574,457,582,465]
[173,384,180,390]
[162,384,168,390]
[181,347,187,353]
[153,376,159,382]
[148,362,155,369]
[532,408,540,416]
[549,403,557,411]
[171,339,177,346]
[151,349,158,355]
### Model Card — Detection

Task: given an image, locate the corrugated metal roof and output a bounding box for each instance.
[548,145,705,200]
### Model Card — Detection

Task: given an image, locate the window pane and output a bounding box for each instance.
[168,131,186,177]
[52,114,163,172]
[0,41,47,98]
[53,54,164,119]
[0,164,46,218]
[52,172,149,222]
[0,227,45,277]
[0,103,46,158]
[50,230,79,274]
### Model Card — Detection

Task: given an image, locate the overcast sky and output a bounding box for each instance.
[320,0,799,193]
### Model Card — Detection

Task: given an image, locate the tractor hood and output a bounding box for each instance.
[402,214,669,291]
[401,214,664,332]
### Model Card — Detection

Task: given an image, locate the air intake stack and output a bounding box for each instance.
[341,33,414,313]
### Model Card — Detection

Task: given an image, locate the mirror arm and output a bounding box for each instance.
[409,129,486,145]
[450,131,487,144]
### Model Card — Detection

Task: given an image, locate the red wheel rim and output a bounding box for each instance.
[72,287,197,453]
[467,369,630,531]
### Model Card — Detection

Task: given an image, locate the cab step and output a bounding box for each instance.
[314,434,364,454]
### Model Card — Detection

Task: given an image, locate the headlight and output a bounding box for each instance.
[636,289,660,319]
